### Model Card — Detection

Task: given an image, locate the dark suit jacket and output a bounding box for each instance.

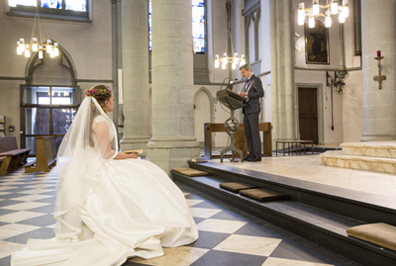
[242,74,264,114]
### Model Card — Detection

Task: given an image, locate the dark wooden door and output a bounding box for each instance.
[298,88,318,144]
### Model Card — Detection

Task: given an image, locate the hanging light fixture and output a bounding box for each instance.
[298,0,349,28]
[214,30,246,70]
[14,5,60,59]
[325,11,332,27]
[214,1,245,70]
[309,15,315,28]
[331,0,339,15]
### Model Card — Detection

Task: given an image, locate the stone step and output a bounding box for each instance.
[172,162,396,266]
[341,141,396,158]
[320,150,396,174]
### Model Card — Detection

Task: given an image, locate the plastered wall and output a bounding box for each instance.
[0,0,113,147]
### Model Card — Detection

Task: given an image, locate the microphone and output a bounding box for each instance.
[227,79,238,90]
[220,78,238,91]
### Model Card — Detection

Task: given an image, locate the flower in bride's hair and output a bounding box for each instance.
[85,86,111,97]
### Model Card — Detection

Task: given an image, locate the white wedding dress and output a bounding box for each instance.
[11,97,198,266]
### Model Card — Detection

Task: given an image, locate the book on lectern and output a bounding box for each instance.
[122,149,143,155]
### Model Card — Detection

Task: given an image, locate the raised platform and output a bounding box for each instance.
[321,141,396,173]
[172,161,396,266]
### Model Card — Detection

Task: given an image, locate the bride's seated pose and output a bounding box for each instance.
[11,85,198,266]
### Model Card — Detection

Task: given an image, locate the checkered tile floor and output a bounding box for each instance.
[0,167,360,266]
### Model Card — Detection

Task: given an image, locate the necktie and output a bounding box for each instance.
[244,79,249,92]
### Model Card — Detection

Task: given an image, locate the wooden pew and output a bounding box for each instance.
[0,137,31,175]
[24,136,57,173]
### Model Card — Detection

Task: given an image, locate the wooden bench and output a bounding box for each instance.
[204,122,272,160]
[0,137,31,175]
[275,140,314,156]
[0,156,6,169]
[24,136,57,173]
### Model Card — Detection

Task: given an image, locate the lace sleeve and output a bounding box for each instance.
[92,116,117,159]
[93,115,109,127]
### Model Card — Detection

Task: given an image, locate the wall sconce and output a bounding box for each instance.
[294,32,301,51]
[326,71,346,131]
[373,50,386,90]
[327,71,345,92]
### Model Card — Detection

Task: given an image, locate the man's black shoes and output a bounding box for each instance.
[247,156,262,162]
[243,153,262,162]
[243,154,254,161]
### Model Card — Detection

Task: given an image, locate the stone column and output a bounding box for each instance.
[148,0,200,174]
[120,0,151,152]
[360,0,396,141]
[270,0,296,143]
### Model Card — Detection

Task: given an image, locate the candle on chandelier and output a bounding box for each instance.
[377,50,381,57]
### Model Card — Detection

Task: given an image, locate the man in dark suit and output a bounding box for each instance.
[238,64,264,162]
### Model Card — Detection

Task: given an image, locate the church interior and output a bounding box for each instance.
[1,0,396,265]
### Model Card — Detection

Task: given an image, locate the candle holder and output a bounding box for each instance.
[373,56,386,90]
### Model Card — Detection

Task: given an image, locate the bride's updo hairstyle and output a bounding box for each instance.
[86,85,112,147]
[85,85,112,113]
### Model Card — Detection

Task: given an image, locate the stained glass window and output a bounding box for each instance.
[65,0,86,12]
[148,0,205,54]
[10,0,87,12]
[149,0,152,50]
[11,0,37,6]
[192,0,205,53]
[41,0,62,9]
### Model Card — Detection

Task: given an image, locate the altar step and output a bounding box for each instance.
[172,162,396,266]
[320,141,396,173]
[341,141,396,158]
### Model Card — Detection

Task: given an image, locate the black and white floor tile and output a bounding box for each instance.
[0,167,360,266]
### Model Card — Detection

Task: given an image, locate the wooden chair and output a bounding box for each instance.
[0,137,31,175]
[24,136,57,173]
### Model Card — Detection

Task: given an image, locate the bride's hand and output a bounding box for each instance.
[128,152,138,159]
[115,151,139,160]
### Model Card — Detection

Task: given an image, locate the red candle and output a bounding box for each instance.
[377,50,381,57]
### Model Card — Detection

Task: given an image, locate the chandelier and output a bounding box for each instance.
[15,9,59,59]
[214,30,246,70]
[298,0,349,28]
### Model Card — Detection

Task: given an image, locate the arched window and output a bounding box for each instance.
[192,0,205,54]
[7,0,90,22]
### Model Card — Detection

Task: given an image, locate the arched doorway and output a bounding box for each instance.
[20,45,80,154]
[194,87,214,148]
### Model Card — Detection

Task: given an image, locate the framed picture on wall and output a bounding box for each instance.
[305,21,330,64]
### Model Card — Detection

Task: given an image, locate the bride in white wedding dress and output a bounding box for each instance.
[11,85,198,266]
